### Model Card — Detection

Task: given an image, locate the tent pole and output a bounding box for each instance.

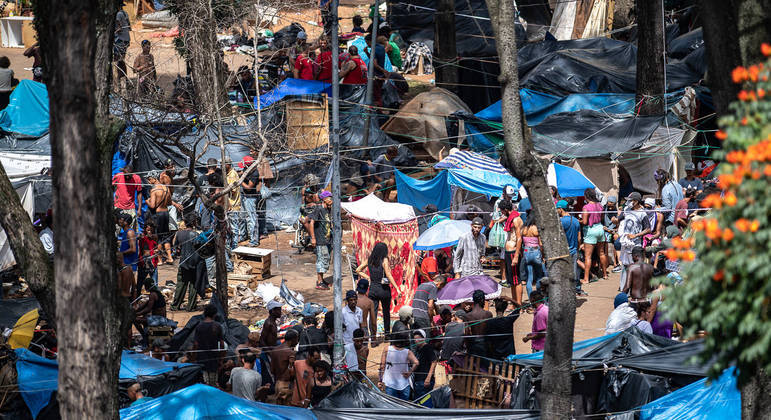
[330,0,345,378]
[362,0,380,148]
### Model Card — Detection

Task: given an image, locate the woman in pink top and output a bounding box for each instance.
[581,188,608,284]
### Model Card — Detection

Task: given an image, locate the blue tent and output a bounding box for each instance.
[120,383,317,420]
[639,367,740,420]
[476,88,683,126]
[507,332,620,362]
[119,351,196,379]
[257,78,332,108]
[0,80,50,137]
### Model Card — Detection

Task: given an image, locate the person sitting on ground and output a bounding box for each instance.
[133,277,167,345]
[308,360,333,407]
[631,301,654,334]
[0,56,18,109]
[623,246,654,302]
[228,351,264,401]
[232,65,256,99]
[149,339,170,361]
[127,383,152,407]
[605,292,636,334]
[270,328,299,405]
[193,304,224,386]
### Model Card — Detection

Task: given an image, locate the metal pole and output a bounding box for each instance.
[330,0,345,377]
[361,0,380,147]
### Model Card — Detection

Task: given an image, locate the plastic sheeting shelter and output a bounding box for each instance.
[313,408,540,420]
[258,78,332,108]
[515,162,597,198]
[637,367,740,420]
[341,194,416,223]
[0,80,50,137]
[0,180,34,270]
[120,383,317,420]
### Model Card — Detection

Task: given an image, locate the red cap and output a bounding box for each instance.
[238,155,254,169]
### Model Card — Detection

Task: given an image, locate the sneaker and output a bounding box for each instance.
[612,265,622,273]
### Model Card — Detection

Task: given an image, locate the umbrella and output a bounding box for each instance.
[9,309,38,350]
[435,275,502,305]
[518,163,597,199]
[414,219,471,250]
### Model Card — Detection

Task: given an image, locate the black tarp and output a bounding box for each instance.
[667,28,704,59]
[0,298,42,329]
[117,364,202,407]
[167,294,250,358]
[313,408,540,420]
[529,111,665,159]
[605,339,709,385]
[315,381,424,409]
[596,368,672,414]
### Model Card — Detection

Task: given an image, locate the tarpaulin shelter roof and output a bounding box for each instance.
[341,193,416,223]
[0,298,41,330]
[120,383,317,420]
[637,367,739,420]
[315,381,423,409]
[606,339,709,378]
[119,351,196,379]
[313,408,540,420]
[0,80,50,137]
[434,150,509,175]
[258,78,332,108]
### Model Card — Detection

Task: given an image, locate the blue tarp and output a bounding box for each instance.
[476,88,683,126]
[14,348,198,419]
[507,332,620,361]
[395,168,520,211]
[350,36,394,73]
[120,383,317,420]
[258,78,331,108]
[639,367,740,420]
[395,170,452,212]
[15,348,57,419]
[0,80,50,137]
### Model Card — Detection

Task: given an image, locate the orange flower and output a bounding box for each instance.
[741,117,749,125]
[715,130,728,140]
[701,193,723,209]
[738,90,749,101]
[726,150,746,163]
[753,170,761,179]
[733,67,748,83]
[691,219,705,231]
[713,270,725,282]
[765,164,771,176]
[749,65,761,82]
[705,218,722,240]
[681,250,695,261]
[723,191,737,206]
[759,89,767,98]
[762,43,771,56]
[735,218,752,232]
[750,220,760,232]
[664,248,680,261]
[722,228,735,242]
[718,173,738,189]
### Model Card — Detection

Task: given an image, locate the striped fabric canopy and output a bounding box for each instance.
[434,150,510,175]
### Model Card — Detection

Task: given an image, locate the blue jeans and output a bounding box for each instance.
[315,244,331,273]
[385,385,411,400]
[413,380,434,400]
[228,211,245,249]
[242,196,259,245]
[523,247,546,297]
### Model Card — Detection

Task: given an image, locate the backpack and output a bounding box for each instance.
[194,229,216,259]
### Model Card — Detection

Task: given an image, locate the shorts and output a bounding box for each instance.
[315,244,331,273]
[113,39,129,60]
[154,211,171,244]
[583,223,605,245]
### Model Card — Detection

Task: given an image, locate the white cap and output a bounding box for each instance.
[505,185,515,196]
[266,300,282,311]
[644,198,656,207]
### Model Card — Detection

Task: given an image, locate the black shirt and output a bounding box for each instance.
[176,229,200,270]
[414,344,438,383]
[440,322,465,360]
[194,320,224,372]
[298,326,329,359]
[486,309,520,360]
[310,205,331,246]
[242,172,261,196]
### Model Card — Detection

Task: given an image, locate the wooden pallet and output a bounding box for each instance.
[452,355,518,408]
[232,246,273,280]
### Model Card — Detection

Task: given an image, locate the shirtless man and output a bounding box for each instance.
[464,290,493,357]
[270,328,298,405]
[623,246,654,302]
[147,170,181,263]
[355,279,376,340]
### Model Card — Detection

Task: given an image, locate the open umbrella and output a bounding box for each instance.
[414,219,472,250]
[9,309,38,350]
[435,275,502,305]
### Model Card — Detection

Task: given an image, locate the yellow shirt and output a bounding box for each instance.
[227,169,241,210]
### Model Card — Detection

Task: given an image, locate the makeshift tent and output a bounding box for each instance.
[413,219,471,250]
[514,163,597,198]
[168,294,250,356]
[120,383,316,420]
[345,195,419,313]
[14,348,203,417]
[380,88,473,160]
[0,80,50,137]
[314,408,539,420]
[636,367,740,420]
[315,381,423,409]
[258,78,332,108]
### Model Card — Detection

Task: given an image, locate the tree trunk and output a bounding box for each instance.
[33,1,122,418]
[94,0,120,121]
[741,364,771,420]
[736,0,771,67]
[635,0,666,116]
[0,162,56,326]
[699,0,742,117]
[485,0,576,417]
[434,0,458,93]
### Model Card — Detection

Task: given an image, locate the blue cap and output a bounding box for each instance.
[556,200,568,209]
[614,293,628,308]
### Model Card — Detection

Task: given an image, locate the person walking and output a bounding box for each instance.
[453,217,487,278]
[356,242,397,343]
[581,188,608,284]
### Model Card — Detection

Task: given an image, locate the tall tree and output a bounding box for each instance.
[434,0,458,93]
[699,0,742,116]
[33,0,123,417]
[635,0,666,116]
[485,0,577,417]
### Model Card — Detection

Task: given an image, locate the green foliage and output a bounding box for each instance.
[665,54,771,386]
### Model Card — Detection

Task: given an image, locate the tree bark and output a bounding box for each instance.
[485,0,576,417]
[33,1,122,418]
[699,0,742,117]
[94,0,120,121]
[635,0,666,116]
[736,0,771,67]
[434,0,458,93]
[741,364,771,420]
[0,162,56,326]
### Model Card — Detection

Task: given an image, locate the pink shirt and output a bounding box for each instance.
[531,303,549,351]
[112,173,141,210]
[583,202,603,226]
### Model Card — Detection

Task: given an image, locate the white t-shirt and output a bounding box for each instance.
[341,305,362,344]
[383,346,410,390]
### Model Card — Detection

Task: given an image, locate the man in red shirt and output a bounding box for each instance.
[339,45,367,85]
[315,38,333,83]
[293,45,317,80]
[112,165,142,228]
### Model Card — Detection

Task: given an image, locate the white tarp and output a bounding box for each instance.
[0,152,51,181]
[341,194,416,224]
[0,182,35,270]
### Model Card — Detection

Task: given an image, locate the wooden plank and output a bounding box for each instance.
[463,356,472,408]
[286,96,329,151]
